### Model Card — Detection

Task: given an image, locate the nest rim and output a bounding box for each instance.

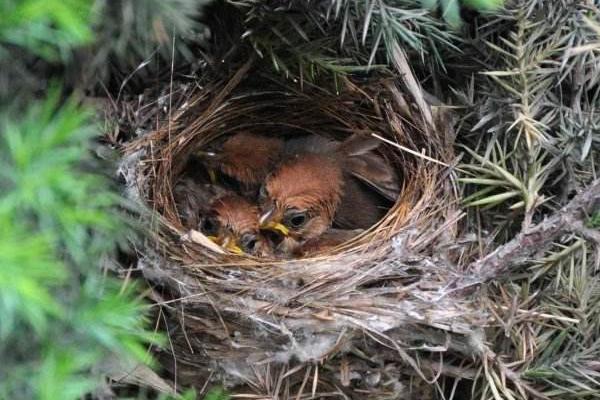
[126,64,456,267]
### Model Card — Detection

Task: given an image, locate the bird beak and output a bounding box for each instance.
[262,221,289,236]
[221,236,243,255]
[259,208,274,225]
[259,208,290,236]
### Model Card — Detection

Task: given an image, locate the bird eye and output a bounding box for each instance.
[240,234,258,253]
[284,210,308,229]
[291,215,306,227]
[258,184,268,201]
[200,216,220,236]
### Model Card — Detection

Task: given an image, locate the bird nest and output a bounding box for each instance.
[121,62,482,398]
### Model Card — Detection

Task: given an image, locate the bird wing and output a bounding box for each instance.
[345,152,401,201]
[334,177,389,229]
[283,134,338,156]
[336,133,382,156]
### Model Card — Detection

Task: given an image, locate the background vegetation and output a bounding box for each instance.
[0,1,162,399]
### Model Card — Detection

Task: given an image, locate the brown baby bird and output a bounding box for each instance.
[173,178,225,229]
[259,134,400,255]
[174,178,271,256]
[198,131,285,192]
[200,193,273,257]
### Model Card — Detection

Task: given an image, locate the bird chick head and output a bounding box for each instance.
[199,194,271,256]
[258,154,344,251]
[198,132,284,187]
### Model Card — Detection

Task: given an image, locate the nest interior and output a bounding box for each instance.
[124,62,476,398]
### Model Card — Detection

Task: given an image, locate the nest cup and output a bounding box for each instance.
[126,63,460,397]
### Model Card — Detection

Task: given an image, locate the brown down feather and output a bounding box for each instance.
[218,132,284,186]
[265,153,344,223]
[211,194,261,235]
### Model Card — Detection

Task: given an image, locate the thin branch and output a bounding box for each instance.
[462,179,600,286]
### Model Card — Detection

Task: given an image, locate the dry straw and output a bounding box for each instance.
[122,60,486,398]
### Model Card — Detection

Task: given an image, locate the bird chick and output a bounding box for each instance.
[259,134,399,255]
[259,153,344,255]
[200,193,272,257]
[173,178,226,229]
[198,131,285,192]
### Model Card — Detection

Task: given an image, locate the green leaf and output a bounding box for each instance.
[465,190,520,207]
[441,0,462,29]
[204,387,230,400]
[463,0,504,11]
[0,0,95,61]
[0,91,157,398]
[421,0,439,9]
[0,222,65,337]
[587,211,600,228]
[35,348,98,400]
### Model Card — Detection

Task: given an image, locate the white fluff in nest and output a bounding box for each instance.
[467,328,487,356]
[274,332,338,363]
[117,149,146,204]
[213,360,256,389]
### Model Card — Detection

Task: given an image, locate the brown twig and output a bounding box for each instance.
[461,179,600,286]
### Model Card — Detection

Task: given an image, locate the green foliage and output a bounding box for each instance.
[453,1,600,398]
[479,236,600,399]
[458,0,600,222]
[587,211,600,229]
[203,388,229,400]
[0,0,209,100]
[228,0,508,87]
[332,0,458,61]
[0,0,95,103]
[421,0,502,29]
[230,0,458,83]
[422,0,463,28]
[0,0,94,61]
[0,222,64,337]
[90,0,209,81]
[459,143,554,215]
[0,91,160,399]
[231,0,504,84]
[462,0,503,10]
[0,0,191,398]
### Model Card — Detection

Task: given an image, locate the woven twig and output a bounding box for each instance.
[122,61,469,399]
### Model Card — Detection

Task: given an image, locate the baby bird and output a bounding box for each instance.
[173,178,225,229]
[200,193,272,257]
[259,134,400,255]
[197,131,285,192]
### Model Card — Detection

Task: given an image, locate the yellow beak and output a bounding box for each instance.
[221,236,244,255]
[207,235,243,254]
[259,207,289,237]
[261,220,289,236]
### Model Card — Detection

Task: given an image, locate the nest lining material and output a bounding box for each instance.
[123,62,482,397]
[130,63,453,260]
